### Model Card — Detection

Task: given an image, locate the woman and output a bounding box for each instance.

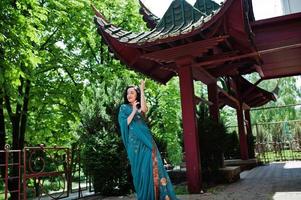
[118,80,179,200]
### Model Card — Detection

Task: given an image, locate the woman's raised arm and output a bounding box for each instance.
[139,80,148,113]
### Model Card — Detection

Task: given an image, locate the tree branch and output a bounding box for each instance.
[39,27,59,51]
[61,67,77,86]
[35,66,59,75]
[86,41,100,65]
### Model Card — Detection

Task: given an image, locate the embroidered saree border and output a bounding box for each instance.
[152,143,159,200]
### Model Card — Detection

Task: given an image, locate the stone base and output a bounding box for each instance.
[224,158,258,171]
[168,169,187,184]
[218,166,241,183]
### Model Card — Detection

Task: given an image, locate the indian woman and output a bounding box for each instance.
[118,80,179,200]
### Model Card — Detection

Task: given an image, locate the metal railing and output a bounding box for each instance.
[255,140,301,163]
[0,145,93,200]
[0,145,22,199]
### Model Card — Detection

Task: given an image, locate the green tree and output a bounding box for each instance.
[0,0,145,196]
[146,78,183,165]
[0,0,186,196]
[75,80,133,195]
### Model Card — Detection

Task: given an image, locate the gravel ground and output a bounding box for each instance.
[84,161,301,200]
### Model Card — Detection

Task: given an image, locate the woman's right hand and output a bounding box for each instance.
[132,100,139,112]
[127,100,139,125]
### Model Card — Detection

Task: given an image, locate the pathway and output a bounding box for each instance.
[84,161,301,200]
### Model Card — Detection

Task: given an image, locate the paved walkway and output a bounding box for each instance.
[85,161,301,200]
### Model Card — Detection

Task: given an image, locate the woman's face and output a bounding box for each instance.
[127,87,137,103]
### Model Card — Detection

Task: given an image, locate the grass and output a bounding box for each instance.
[257,150,301,163]
[174,185,189,195]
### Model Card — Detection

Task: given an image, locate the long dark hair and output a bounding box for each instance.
[123,86,141,109]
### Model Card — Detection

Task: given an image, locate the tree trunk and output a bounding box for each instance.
[19,79,30,150]
[5,77,31,200]
[0,89,6,178]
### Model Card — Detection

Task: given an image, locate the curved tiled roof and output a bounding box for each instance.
[138,0,160,29]
[93,0,276,106]
[138,0,222,29]
[194,0,221,15]
[94,0,227,47]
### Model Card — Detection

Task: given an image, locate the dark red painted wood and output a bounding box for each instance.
[237,107,249,160]
[178,62,202,193]
[244,109,255,158]
[251,12,301,79]
[208,83,219,122]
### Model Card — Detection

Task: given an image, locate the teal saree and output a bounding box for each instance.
[118,104,179,200]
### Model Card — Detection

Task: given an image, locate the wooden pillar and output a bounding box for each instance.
[244,109,255,158]
[207,83,219,122]
[244,109,252,136]
[178,61,202,193]
[237,106,249,160]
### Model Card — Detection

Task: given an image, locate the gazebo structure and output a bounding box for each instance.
[93,0,301,193]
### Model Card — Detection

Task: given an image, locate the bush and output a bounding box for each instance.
[76,81,133,195]
[196,103,239,183]
[224,131,240,159]
[198,117,228,182]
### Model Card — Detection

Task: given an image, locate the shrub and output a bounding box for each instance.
[196,103,239,183]
[76,81,133,195]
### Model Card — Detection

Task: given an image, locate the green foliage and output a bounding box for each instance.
[0,0,147,148]
[174,185,189,195]
[220,76,301,147]
[147,78,183,165]
[196,104,238,182]
[0,0,183,171]
[247,132,256,158]
[250,77,301,124]
[198,117,227,178]
[75,80,133,195]
[0,0,185,196]
[257,150,301,163]
[224,131,240,159]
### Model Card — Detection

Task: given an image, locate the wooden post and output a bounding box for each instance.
[244,109,255,158]
[177,59,202,193]
[207,83,219,122]
[237,106,249,160]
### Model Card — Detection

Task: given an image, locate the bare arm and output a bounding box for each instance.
[140,80,148,113]
[127,101,139,125]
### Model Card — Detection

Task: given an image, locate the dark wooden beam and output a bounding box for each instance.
[208,83,219,122]
[237,106,249,160]
[241,78,263,99]
[141,36,228,63]
[191,43,301,68]
[244,109,255,158]
[218,87,240,109]
[195,96,213,106]
[192,67,217,84]
[242,103,250,110]
[255,65,265,78]
[197,51,239,69]
[209,63,239,77]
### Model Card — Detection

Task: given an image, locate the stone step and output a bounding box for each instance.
[224,159,258,170]
[218,166,241,183]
